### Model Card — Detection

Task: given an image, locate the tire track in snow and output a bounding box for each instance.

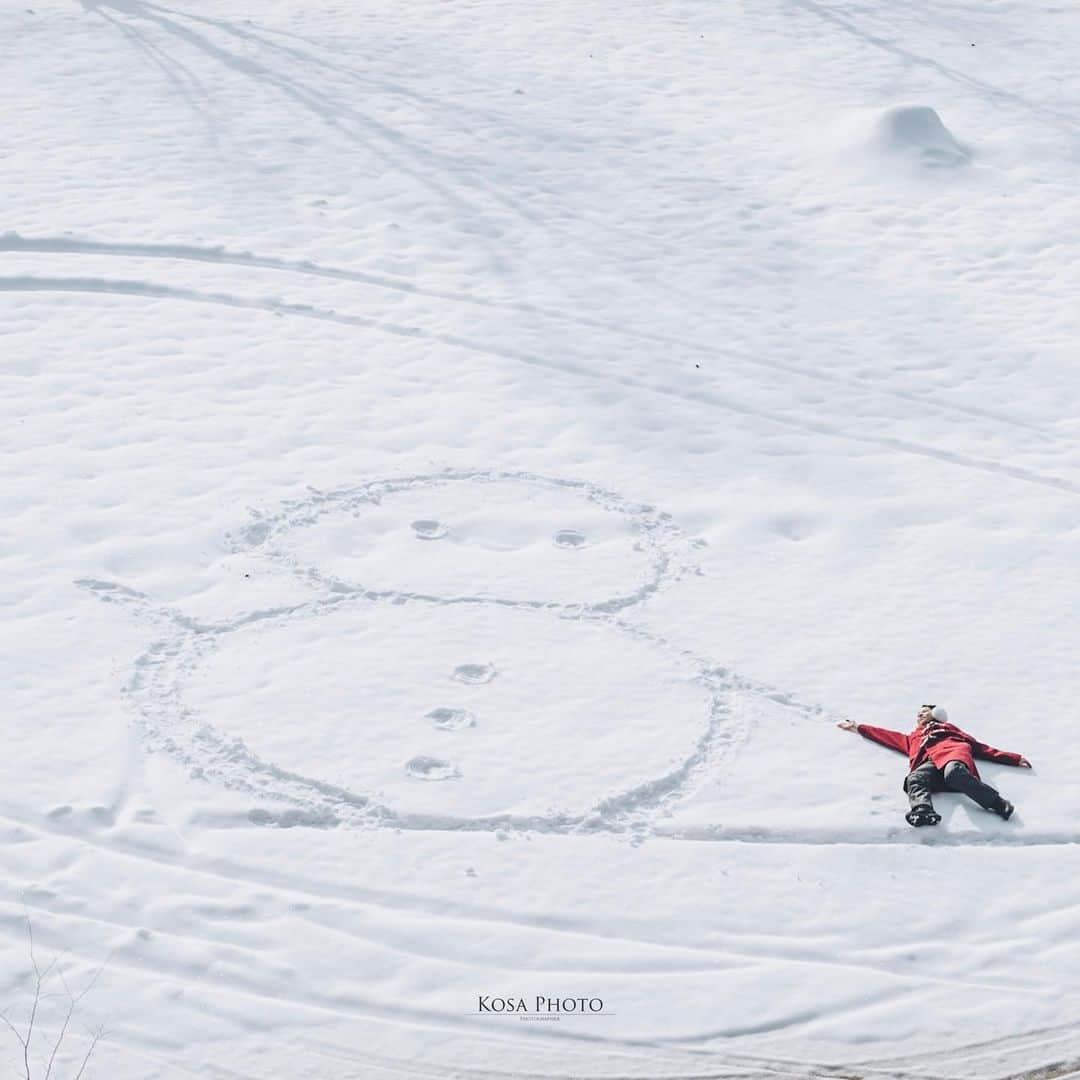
[0,232,1052,443]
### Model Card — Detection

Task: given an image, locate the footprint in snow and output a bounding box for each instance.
[405,756,460,781]
[553,529,586,548]
[426,707,477,730]
[452,663,496,685]
[411,519,448,541]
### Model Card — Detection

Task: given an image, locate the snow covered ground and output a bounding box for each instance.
[4,0,1080,1076]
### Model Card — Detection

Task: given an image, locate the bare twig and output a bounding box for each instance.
[23,918,57,1080]
[71,1027,104,1080]
[0,1009,28,1054]
[67,965,107,1009]
[42,998,74,1080]
[4,918,108,1080]
[44,965,107,1080]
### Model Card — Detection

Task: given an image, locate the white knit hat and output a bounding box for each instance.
[930,705,949,723]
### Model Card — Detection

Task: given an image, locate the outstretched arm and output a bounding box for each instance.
[837,721,910,755]
[971,739,1032,768]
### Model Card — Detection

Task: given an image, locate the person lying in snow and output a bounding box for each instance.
[838,705,1031,827]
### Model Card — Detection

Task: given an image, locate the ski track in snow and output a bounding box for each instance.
[5,796,1080,1080]
[0,231,1052,444]
[72,0,730,315]
[783,0,1080,138]
[4,267,1076,503]
[7,269,1080,518]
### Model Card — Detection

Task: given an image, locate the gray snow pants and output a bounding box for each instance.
[904,760,1004,814]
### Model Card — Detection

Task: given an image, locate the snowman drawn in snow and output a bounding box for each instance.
[78,469,808,836]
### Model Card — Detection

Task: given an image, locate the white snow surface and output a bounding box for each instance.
[4,0,1080,1076]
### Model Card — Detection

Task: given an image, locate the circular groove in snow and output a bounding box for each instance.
[84,470,748,834]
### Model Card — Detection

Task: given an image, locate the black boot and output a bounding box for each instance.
[904,763,942,827]
[906,805,942,827]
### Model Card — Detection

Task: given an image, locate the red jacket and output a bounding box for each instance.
[855,720,1025,778]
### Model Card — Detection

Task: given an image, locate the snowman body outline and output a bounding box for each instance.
[79,469,825,835]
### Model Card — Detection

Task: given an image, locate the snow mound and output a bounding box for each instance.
[871,105,971,168]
